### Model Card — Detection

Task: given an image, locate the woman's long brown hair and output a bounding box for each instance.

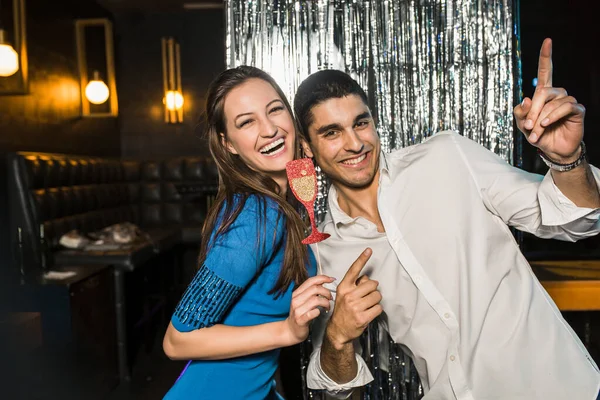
[198,66,309,297]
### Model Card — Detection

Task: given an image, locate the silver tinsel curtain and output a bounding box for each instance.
[226,0,517,160]
[225,1,520,398]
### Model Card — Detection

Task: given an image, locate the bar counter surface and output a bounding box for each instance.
[531,260,600,311]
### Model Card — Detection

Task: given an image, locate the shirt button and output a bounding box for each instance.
[444,313,450,319]
[413,275,423,284]
[450,355,456,362]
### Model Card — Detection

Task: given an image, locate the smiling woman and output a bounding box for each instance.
[221,78,297,192]
[162,66,333,400]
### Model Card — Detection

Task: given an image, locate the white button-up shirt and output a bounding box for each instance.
[307,131,600,399]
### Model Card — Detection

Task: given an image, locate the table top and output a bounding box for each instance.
[530,260,600,281]
[31,264,110,287]
[530,260,600,311]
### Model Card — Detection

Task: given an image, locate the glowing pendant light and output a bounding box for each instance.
[164,90,184,111]
[85,70,110,105]
[0,29,19,77]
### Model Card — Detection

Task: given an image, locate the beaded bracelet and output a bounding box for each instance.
[537,141,587,172]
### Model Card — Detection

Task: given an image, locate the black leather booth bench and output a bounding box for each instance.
[6,151,218,382]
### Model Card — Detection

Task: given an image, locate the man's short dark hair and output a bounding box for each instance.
[293,70,369,141]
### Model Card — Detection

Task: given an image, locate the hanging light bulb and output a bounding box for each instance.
[0,29,19,77]
[85,70,110,104]
[164,90,184,111]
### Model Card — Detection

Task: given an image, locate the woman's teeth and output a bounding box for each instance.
[260,138,285,155]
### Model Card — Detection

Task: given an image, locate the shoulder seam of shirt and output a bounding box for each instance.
[449,133,485,202]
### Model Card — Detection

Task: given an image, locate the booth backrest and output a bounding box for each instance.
[6,152,218,270]
[137,157,218,228]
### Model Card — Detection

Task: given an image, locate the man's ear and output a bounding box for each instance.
[220,133,238,155]
[301,139,314,158]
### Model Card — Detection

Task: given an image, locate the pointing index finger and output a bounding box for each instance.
[340,248,372,287]
[536,38,553,89]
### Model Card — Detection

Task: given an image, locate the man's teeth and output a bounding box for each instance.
[260,138,285,154]
[342,154,366,165]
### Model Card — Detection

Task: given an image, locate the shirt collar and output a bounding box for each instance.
[380,150,392,179]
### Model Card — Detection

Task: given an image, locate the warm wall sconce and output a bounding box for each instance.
[85,70,109,104]
[75,18,118,117]
[0,0,27,93]
[0,29,18,77]
[165,90,184,111]
[161,37,183,123]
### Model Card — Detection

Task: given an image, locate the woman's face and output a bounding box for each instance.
[222,78,296,179]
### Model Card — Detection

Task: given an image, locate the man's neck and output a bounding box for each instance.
[334,169,385,232]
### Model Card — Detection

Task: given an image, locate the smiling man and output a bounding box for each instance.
[295,39,600,400]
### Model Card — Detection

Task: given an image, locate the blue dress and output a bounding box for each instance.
[164,195,317,400]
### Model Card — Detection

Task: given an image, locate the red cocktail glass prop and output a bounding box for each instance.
[286,158,330,244]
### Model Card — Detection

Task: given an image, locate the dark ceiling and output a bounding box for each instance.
[96,0,223,12]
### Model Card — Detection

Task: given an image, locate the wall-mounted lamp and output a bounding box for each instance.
[0,0,27,93]
[75,18,118,117]
[161,37,183,123]
[85,70,109,104]
[0,29,18,76]
[165,90,184,111]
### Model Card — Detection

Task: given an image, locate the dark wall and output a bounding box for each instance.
[519,0,600,257]
[0,0,120,156]
[0,0,119,282]
[114,9,225,159]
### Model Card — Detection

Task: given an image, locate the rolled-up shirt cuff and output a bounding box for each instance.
[306,347,374,399]
[538,165,600,228]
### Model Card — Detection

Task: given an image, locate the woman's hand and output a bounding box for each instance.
[284,275,335,345]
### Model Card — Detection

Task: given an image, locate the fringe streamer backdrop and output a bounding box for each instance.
[226,1,521,398]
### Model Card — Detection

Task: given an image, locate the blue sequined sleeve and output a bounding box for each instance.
[171,195,285,332]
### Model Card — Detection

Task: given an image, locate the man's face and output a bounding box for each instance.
[303,94,380,190]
